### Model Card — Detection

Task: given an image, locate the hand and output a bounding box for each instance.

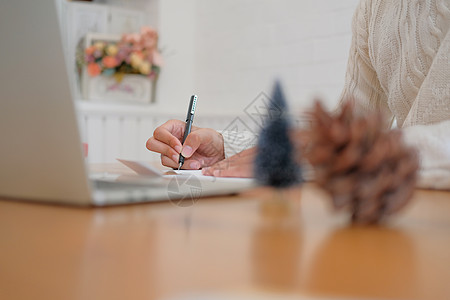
[290,128,312,165]
[146,119,225,169]
[202,147,257,178]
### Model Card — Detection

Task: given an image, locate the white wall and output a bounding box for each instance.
[153,0,197,116]
[191,0,360,115]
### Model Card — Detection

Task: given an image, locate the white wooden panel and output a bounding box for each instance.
[78,102,238,164]
[86,115,104,163]
[119,117,139,160]
[108,6,145,34]
[137,118,160,162]
[104,115,121,163]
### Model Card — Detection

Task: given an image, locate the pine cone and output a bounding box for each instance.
[302,100,419,224]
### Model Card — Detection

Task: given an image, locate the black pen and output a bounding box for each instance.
[178,95,198,170]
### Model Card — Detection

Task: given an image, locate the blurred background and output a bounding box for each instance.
[56,0,359,163]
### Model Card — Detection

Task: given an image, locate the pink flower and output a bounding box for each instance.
[151,49,163,67]
[87,63,101,77]
[85,54,95,63]
[142,38,156,50]
[93,49,103,59]
[121,33,134,44]
[132,44,143,53]
[141,27,158,50]
[102,56,118,68]
[116,45,130,62]
[128,33,141,44]
[140,26,157,37]
[82,26,161,80]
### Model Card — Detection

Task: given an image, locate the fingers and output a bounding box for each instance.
[180,130,204,158]
[181,128,223,158]
[148,120,185,169]
[152,128,182,153]
[202,147,256,178]
[161,154,179,169]
[147,120,225,170]
[146,137,180,162]
[147,120,186,168]
[160,154,203,170]
[148,120,186,152]
[180,158,202,170]
[289,129,312,164]
[202,160,253,177]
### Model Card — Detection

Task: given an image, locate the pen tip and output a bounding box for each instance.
[178,162,182,170]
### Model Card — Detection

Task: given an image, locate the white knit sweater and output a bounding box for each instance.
[340,0,450,189]
[341,0,450,127]
[223,0,450,189]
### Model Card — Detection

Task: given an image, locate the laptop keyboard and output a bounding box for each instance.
[91,178,171,205]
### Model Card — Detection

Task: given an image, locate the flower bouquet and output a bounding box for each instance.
[77,26,162,103]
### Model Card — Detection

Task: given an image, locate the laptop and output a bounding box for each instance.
[0,0,255,206]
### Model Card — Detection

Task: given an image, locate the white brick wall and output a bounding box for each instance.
[192,0,360,115]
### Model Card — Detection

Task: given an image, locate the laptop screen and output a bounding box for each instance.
[0,0,92,204]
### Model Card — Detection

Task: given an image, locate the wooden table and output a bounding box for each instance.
[1,165,450,300]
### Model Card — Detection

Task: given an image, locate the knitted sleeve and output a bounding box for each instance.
[221,130,258,158]
[339,0,393,127]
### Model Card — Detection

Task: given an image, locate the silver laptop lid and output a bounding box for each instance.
[0,0,92,205]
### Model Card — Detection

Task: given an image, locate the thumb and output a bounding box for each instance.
[180,129,210,158]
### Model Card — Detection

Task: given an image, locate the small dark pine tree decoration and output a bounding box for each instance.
[304,100,419,224]
[254,81,303,189]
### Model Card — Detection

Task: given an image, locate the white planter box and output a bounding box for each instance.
[82,72,154,104]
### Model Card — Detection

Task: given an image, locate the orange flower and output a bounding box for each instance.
[87,62,101,77]
[85,46,96,55]
[102,56,118,68]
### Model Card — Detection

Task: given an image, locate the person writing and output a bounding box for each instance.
[146,0,450,189]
